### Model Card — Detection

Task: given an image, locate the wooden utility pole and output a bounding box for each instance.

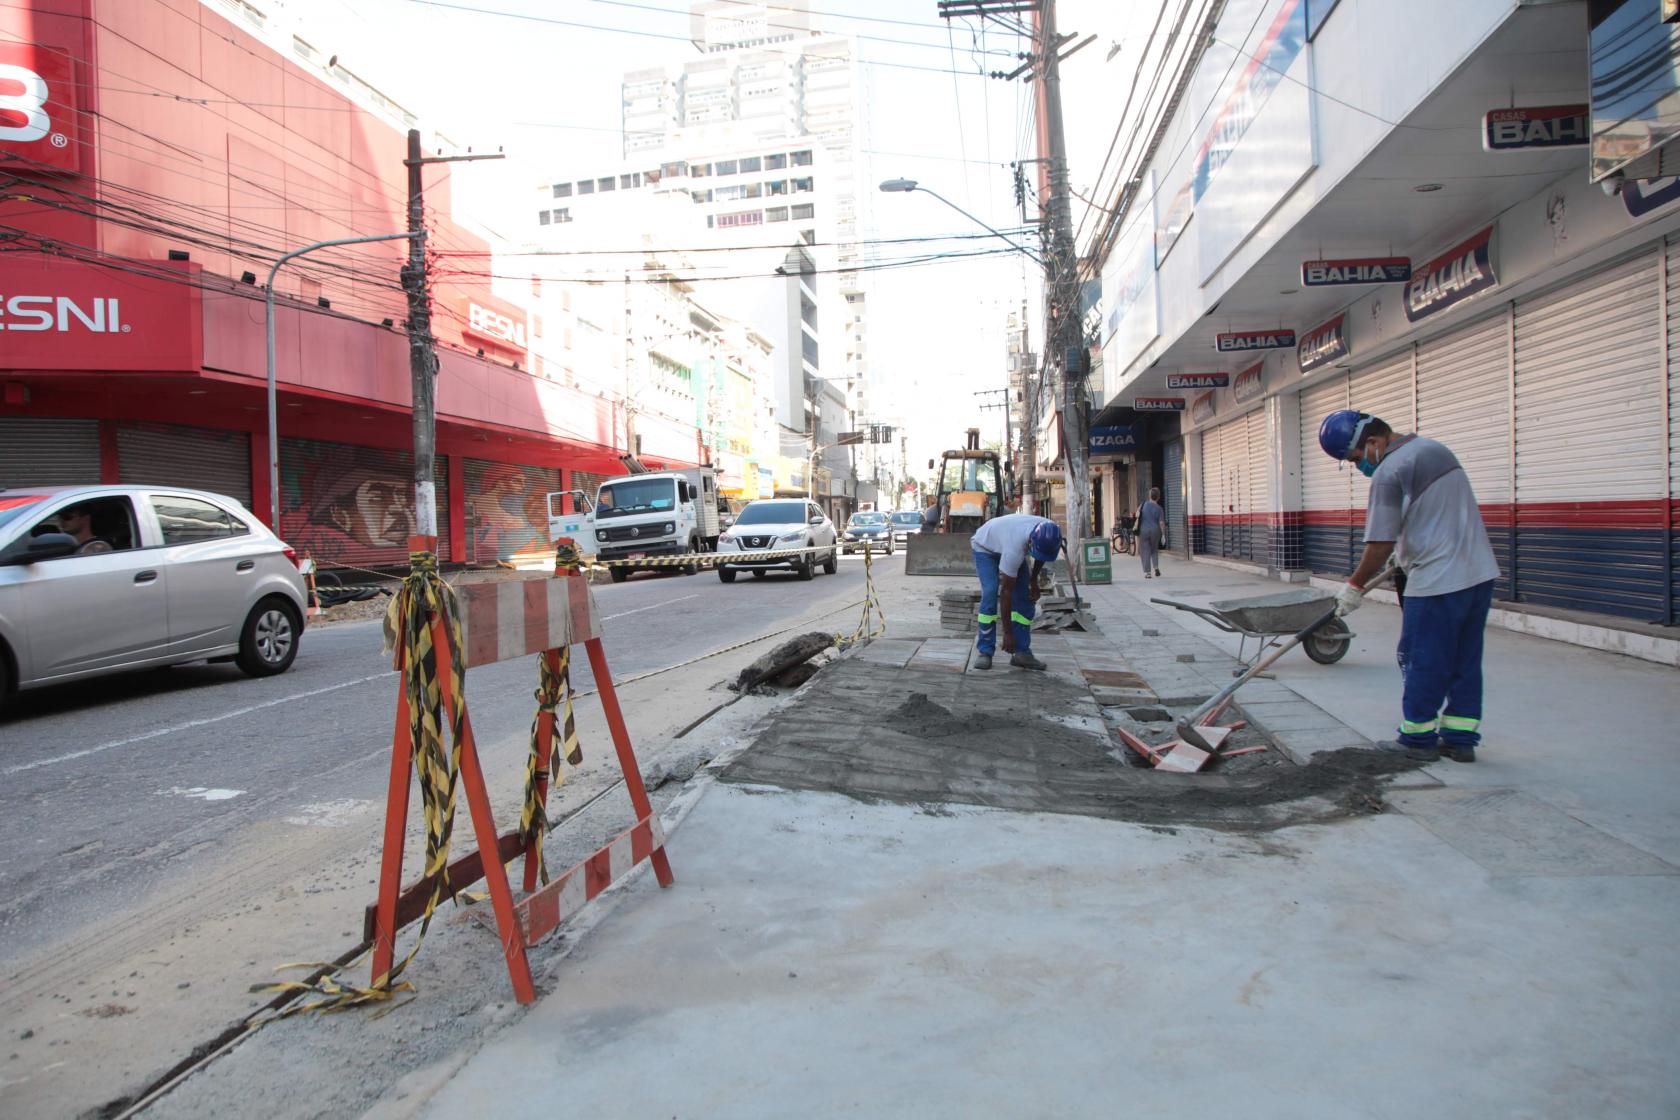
[401,129,504,541]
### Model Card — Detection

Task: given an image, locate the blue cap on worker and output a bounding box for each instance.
[1028,519,1063,563]
[1318,409,1375,462]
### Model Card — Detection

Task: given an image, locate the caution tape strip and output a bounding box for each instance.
[578,543,840,571]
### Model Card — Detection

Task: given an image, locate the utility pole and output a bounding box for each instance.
[401,129,504,541]
[975,386,1014,501]
[1018,295,1038,514]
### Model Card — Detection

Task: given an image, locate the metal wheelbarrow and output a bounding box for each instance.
[1150,588,1354,674]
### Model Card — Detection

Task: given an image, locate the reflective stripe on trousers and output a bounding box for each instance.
[972,549,1034,656]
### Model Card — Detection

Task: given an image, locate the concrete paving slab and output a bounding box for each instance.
[1390,788,1678,877]
[905,638,971,673]
[852,637,923,668]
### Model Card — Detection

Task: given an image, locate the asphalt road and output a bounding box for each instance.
[0,553,892,976]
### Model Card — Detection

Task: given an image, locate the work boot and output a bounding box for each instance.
[1009,652,1048,671]
[1440,744,1476,763]
[1372,739,1439,762]
[973,652,993,670]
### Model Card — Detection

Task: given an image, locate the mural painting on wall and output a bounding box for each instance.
[465,460,557,563]
[280,442,421,565]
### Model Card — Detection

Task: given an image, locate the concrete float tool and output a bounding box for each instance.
[1175,564,1397,754]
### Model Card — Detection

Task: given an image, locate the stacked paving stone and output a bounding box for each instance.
[938,588,980,632]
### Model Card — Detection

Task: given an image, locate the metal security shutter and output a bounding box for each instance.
[1161,437,1186,555]
[464,459,561,565]
[571,470,609,503]
[1197,422,1226,557]
[1245,405,1271,565]
[1515,249,1665,619]
[1297,375,1353,573]
[117,423,252,508]
[278,437,452,569]
[1349,349,1414,436]
[1669,236,1680,624]
[0,417,100,486]
[1416,311,1511,598]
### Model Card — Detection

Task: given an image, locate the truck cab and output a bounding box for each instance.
[547,467,721,583]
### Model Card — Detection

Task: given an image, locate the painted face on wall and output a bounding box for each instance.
[343,479,412,546]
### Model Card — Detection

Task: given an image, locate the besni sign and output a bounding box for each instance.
[1300,257,1411,287]
[1215,330,1294,352]
[1166,372,1229,390]
[1134,397,1185,411]
[0,42,84,176]
[1405,227,1497,323]
[1297,313,1349,373]
[464,298,529,352]
[1482,105,1588,152]
[1088,425,1139,456]
[0,254,202,371]
[1232,361,1264,403]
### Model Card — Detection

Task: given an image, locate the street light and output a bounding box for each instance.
[877,178,1045,266]
[264,231,418,531]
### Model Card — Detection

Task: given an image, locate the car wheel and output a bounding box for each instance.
[684,537,702,575]
[609,567,629,584]
[718,567,737,583]
[823,547,838,575]
[798,545,815,581]
[0,641,13,719]
[236,597,301,677]
[886,540,895,555]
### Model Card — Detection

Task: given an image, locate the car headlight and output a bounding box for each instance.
[778,531,805,542]
[596,529,607,542]
[664,521,675,534]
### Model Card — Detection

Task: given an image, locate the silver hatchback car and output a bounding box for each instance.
[0,485,308,713]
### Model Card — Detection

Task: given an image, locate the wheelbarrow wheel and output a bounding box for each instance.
[1303,621,1351,665]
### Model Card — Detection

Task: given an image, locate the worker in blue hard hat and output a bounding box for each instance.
[1318,409,1500,763]
[969,513,1063,671]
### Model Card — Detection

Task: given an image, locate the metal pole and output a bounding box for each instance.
[402,129,437,539]
[265,231,417,532]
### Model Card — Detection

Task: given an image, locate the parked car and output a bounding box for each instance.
[841,511,895,555]
[714,499,838,582]
[0,485,308,713]
[888,509,924,544]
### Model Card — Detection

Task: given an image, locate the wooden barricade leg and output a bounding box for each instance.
[522,648,563,892]
[434,617,538,1005]
[585,636,675,888]
[369,658,414,986]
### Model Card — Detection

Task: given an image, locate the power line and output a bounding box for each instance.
[582,0,1014,56]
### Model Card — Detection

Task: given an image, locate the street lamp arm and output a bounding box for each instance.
[264,230,420,531]
[892,183,1045,266]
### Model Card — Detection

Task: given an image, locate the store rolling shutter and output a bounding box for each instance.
[1161,438,1186,556]
[117,422,252,508]
[1197,421,1226,557]
[1297,375,1352,574]
[464,459,561,565]
[1245,405,1271,565]
[1221,415,1249,559]
[1349,349,1414,437]
[278,437,451,569]
[0,417,100,487]
[1515,249,1665,620]
[1416,311,1512,598]
[1668,236,1680,625]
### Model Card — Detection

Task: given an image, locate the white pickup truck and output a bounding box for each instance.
[546,468,722,583]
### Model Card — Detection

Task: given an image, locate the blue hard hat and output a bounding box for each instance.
[1028,519,1063,563]
[1318,409,1373,461]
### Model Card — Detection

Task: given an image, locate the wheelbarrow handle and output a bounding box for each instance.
[1179,564,1397,733]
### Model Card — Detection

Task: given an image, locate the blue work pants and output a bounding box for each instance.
[974,550,1034,657]
[1395,579,1494,749]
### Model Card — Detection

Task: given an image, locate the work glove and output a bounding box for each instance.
[1335,582,1365,617]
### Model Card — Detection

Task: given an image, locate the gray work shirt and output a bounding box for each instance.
[1138,500,1164,534]
[971,513,1053,575]
[1364,434,1500,597]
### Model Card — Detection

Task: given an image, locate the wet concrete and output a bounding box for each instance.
[719,654,1425,832]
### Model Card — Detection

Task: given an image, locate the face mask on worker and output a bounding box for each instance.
[1355,441,1382,478]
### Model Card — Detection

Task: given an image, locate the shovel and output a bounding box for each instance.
[1175,564,1396,753]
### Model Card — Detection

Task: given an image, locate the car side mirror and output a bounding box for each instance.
[809,515,823,525]
[1,531,80,566]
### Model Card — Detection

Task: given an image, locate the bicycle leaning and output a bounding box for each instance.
[1109,519,1137,556]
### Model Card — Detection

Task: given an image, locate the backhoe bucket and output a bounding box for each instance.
[905,531,978,576]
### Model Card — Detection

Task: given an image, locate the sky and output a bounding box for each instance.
[277,0,1067,475]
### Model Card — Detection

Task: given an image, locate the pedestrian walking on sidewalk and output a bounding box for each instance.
[1137,488,1164,578]
[970,513,1063,672]
[1319,410,1501,763]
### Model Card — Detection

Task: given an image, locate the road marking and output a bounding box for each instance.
[602,594,698,622]
[160,787,245,802]
[2,672,391,776]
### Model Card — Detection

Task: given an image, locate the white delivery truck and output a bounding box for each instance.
[546,467,721,583]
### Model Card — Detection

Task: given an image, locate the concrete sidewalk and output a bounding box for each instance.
[396,560,1680,1119]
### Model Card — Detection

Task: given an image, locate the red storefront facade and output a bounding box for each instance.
[0,0,696,566]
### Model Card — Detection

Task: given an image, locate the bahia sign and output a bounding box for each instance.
[1215,330,1294,352]
[1297,313,1349,373]
[1133,396,1186,411]
[1404,227,1497,323]
[1232,361,1264,403]
[1300,257,1411,287]
[1482,105,1588,152]
[1166,372,1229,390]
[0,42,85,176]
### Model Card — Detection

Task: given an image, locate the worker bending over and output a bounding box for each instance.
[1319,410,1500,763]
[970,513,1063,672]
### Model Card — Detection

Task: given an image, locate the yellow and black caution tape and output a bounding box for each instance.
[253,549,469,1018]
[574,543,835,572]
[517,647,582,885]
[840,541,888,646]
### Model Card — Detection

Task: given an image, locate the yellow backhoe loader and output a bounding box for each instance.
[905,429,1007,576]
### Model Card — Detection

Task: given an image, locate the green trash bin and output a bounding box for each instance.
[1081,537,1112,584]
